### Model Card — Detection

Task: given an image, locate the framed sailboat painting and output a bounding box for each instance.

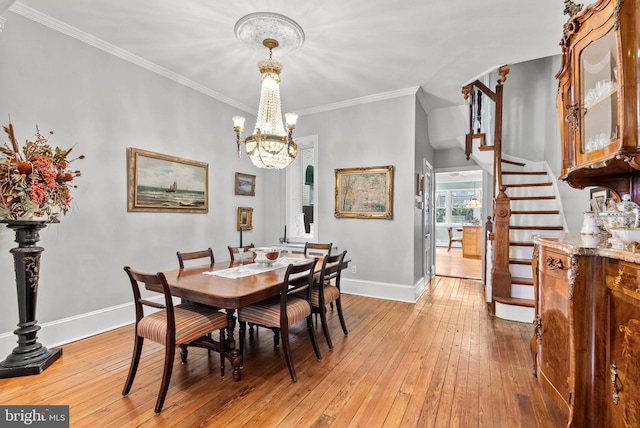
[127,148,208,213]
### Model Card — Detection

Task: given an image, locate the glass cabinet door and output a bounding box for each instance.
[579,28,618,155]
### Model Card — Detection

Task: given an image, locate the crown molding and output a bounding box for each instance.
[9,2,254,114]
[296,86,420,116]
[9,3,421,117]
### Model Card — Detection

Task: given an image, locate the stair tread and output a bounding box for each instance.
[511,276,534,285]
[510,195,556,200]
[510,241,535,247]
[504,182,553,187]
[502,171,547,175]
[511,210,560,215]
[501,159,526,166]
[494,296,535,308]
[510,258,532,265]
[510,225,564,230]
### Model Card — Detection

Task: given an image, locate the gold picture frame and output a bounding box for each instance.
[237,207,253,231]
[234,172,256,196]
[127,148,208,213]
[334,165,394,219]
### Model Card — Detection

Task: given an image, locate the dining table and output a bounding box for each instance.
[147,254,348,381]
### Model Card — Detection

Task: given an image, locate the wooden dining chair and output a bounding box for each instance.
[311,251,348,350]
[447,227,463,252]
[122,266,227,413]
[304,242,335,309]
[228,243,259,335]
[228,243,256,262]
[238,258,321,382]
[304,242,332,258]
[176,248,214,268]
[176,248,217,309]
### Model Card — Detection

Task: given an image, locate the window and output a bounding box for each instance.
[435,188,480,225]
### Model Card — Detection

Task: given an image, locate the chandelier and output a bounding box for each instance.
[466,196,482,208]
[466,180,482,208]
[233,38,298,169]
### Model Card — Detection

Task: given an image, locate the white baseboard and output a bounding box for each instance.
[341,278,425,303]
[0,296,166,360]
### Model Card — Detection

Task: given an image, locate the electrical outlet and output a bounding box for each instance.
[351,265,357,274]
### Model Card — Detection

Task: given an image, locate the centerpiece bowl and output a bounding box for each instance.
[610,228,640,251]
[599,211,639,229]
[251,247,282,266]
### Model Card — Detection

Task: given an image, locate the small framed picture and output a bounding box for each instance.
[237,207,253,231]
[590,187,610,212]
[235,172,256,196]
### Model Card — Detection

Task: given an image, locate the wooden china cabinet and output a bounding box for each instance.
[532,1,640,427]
[556,0,640,201]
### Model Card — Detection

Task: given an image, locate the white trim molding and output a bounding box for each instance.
[296,86,420,117]
[342,277,425,303]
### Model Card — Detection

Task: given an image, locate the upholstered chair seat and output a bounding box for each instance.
[137,304,226,345]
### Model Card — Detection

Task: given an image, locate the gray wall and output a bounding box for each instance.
[502,58,555,162]
[0,13,265,350]
[435,147,478,170]
[502,56,590,231]
[271,95,424,288]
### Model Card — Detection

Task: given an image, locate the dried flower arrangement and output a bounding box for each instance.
[0,121,84,221]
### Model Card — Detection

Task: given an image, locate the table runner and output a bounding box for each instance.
[204,257,311,279]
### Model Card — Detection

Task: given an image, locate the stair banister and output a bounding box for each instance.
[461,65,512,313]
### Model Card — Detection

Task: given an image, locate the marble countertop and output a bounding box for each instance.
[533,233,640,264]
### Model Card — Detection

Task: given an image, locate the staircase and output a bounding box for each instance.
[461,64,566,323]
[493,157,565,322]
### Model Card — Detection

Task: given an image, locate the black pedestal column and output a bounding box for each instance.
[0,220,62,379]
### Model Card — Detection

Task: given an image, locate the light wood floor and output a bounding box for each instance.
[0,276,565,427]
[435,246,482,279]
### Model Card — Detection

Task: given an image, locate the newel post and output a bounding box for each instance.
[491,186,512,312]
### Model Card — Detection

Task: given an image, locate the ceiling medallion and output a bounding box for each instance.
[234,12,305,55]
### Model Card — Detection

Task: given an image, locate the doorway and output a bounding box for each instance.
[423,159,434,282]
[434,170,483,280]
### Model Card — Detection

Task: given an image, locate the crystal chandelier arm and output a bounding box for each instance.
[285,112,297,140]
[285,112,298,127]
[232,116,246,157]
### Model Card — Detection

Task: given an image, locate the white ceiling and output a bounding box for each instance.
[436,170,483,183]
[6,0,575,116]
